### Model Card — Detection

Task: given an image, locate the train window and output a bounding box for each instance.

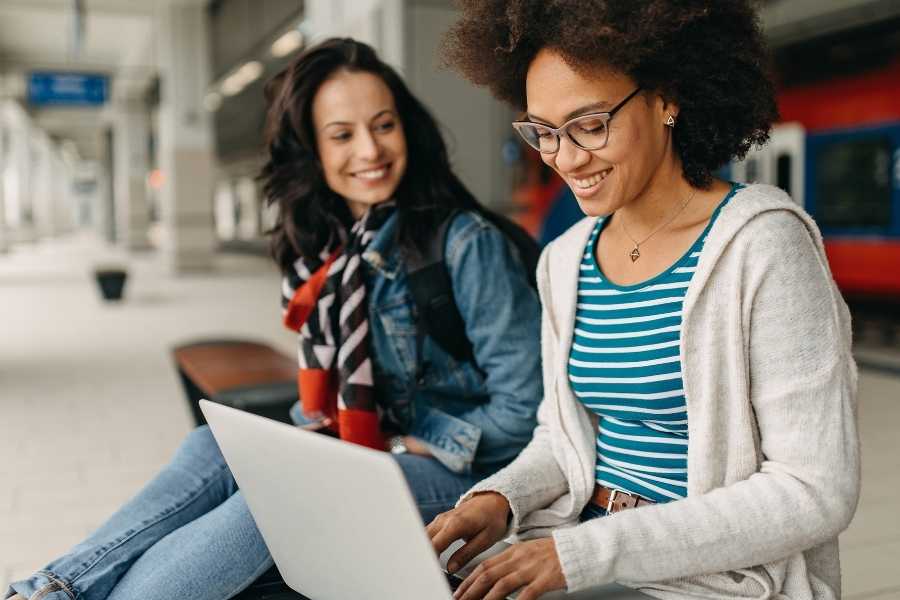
[815,136,892,229]
[776,154,792,195]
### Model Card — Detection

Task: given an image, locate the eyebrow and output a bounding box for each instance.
[322,109,396,130]
[526,101,612,126]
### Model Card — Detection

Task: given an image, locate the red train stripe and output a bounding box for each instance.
[824,241,900,296]
[778,59,900,131]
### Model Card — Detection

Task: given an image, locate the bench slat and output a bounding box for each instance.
[173,341,297,396]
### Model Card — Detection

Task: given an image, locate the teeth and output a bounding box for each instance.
[573,169,611,189]
[355,168,387,180]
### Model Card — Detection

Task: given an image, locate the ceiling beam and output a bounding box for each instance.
[762,0,900,47]
[0,0,156,19]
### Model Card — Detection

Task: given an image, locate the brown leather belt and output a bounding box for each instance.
[590,483,655,514]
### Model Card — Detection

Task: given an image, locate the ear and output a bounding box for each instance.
[656,93,681,124]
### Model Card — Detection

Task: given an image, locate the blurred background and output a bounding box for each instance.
[1,0,898,598]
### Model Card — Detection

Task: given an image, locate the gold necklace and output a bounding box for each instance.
[619,188,697,262]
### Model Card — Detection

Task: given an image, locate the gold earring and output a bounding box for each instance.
[665,114,676,127]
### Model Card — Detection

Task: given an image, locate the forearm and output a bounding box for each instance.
[555,446,857,590]
[459,417,568,530]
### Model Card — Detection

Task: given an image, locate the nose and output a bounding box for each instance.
[354,128,382,162]
[553,135,591,175]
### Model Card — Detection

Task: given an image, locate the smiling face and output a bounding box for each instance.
[311,69,408,219]
[525,49,677,217]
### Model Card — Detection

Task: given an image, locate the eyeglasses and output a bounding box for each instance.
[512,88,642,154]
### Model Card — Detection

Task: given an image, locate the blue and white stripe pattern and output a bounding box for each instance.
[569,187,737,511]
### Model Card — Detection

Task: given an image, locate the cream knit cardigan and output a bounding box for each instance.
[460,184,860,599]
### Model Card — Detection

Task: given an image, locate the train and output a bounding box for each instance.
[730,56,900,300]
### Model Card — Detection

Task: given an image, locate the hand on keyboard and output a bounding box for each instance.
[426,492,510,574]
[452,538,566,600]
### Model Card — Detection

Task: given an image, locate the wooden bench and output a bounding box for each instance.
[171,339,298,426]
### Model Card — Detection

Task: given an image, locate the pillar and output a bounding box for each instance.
[113,98,152,249]
[156,1,217,272]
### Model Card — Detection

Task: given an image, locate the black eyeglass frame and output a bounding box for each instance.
[512,87,643,154]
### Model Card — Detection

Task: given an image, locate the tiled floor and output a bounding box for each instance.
[0,233,293,594]
[1,233,898,598]
[840,365,900,599]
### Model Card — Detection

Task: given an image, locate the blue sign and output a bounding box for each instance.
[28,72,108,107]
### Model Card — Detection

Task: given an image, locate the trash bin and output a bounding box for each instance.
[94,267,128,301]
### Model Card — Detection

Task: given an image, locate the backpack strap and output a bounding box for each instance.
[404,209,475,364]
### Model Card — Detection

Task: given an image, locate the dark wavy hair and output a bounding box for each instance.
[441,0,779,188]
[261,37,481,272]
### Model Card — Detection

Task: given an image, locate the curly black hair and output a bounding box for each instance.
[441,0,779,187]
[261,38,481,272]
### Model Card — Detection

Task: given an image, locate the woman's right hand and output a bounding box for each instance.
[426,492,511,574]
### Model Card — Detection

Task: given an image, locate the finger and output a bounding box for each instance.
[483,572,528,600]
[516,578,555,600]
[447,528,495,573]
[425,513,446,539]
[430,519,471,556]
[454,555,517,600]
[514,585,540,600]
[454,545,521,599]
[452,553,495,599]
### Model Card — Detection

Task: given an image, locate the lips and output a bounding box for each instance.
[351,164,391,180]
[572,168,612,189]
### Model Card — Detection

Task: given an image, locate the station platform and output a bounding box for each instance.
[1,233,898,599]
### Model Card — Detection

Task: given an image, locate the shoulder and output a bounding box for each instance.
[443,210,514,264]
[719,184,823,253]
[719,183,812,233]
[720,183,802,221]
[702,183,823,262]
[445,209,493,245]
[698,186,835,300]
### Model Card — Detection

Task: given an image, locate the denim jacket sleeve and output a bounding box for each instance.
[409,212,543,473]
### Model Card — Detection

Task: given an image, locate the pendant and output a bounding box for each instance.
[629,247,641,262]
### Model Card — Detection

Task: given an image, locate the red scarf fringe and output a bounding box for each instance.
[284,251,385,451]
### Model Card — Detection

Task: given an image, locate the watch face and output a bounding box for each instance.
[389,436,408,455]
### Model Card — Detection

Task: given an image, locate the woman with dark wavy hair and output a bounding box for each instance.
[7,38,542,600]
[428,2,859,600]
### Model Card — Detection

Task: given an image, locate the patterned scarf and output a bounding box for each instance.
[282,202,396,450]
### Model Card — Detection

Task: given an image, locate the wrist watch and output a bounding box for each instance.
[388,435,409,455]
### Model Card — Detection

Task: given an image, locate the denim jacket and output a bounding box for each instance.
[290,210,542,475]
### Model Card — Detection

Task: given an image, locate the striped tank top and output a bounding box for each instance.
[569,185,738,516]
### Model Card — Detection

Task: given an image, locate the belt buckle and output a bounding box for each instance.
[606,488,634,514]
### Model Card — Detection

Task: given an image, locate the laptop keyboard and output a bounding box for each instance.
[445,571,464,592]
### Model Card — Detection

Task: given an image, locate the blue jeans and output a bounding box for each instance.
[7,426,484,600]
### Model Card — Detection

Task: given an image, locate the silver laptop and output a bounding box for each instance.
[200,400,649,600]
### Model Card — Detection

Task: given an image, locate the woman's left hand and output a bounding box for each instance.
[402,435,432,457]
[452,538,566,600]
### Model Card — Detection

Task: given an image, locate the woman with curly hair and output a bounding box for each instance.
[7,38,543,600]
[428,2,860,599]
